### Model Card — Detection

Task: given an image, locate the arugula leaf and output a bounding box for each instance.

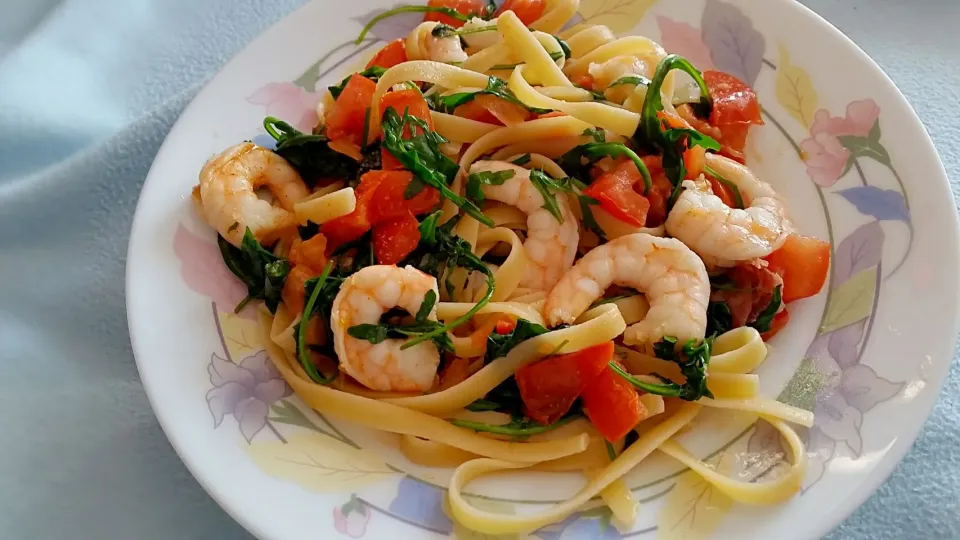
[558,142,653,193]
[610,336,714,401]
[217,228,290,314]
[356,5,471,43]
[465,399,501,412]
[465,169,515,205]
[297,262,338,384]
[381,107,493,226]
[415,289,437,321]
[609,75,651,88]
[582,127,606,143]
[749,285,782,333]
[652,336,679,361]
[528,169,566,223]
[263,117,377,185]
[639,54,712,146]
[328,66,388,100]
[703,163,745,209]
[430,76,550,115]
[485,318,549,363]
[451,415,575,437]
[706,301,733,337]
[659,128,722,206]
[605,440,618,461]
[511,153,532,165]
[555,36,572,59]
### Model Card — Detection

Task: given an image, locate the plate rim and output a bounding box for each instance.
[124,1,960,539]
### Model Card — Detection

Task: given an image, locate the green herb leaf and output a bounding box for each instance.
[652,336,679,361]
[558,142,652,193]
[263,116,378,185]
[347,323,389,344]
[416,290,437,322]
[485,318,550,363]
[451,415,575,437]
[218,228,290,314]
[706,301,733,337]
[356,5,471,43]
[605,440,617,461]
[528,169,566,223]
[582,127,606,143]
[298,262,338,384]
[608,75,651,88]
[609,337,714,401]
[703,163,745,209]
[639,54,712,145]
[328,66,388,100]
[511,153,532,165]
[465,169,515,205]
[430,76,550,115]
[381,107,493,227]
[465,399,501,412]
[555,36,572,59]
[749,285,782,333]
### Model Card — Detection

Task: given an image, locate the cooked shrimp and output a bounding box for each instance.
[665,153,792,266]
[427,28,469,64]
[330,265,441,392]
[469,161,579,290]
[195,142,309,247]
[544,233,709,348]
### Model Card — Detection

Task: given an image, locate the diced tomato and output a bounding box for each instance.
[455,95,530,126]
[706,175,737,208]
[571,74,594,90]
[281,265,316,315]
[657,110,690,130]
[760,309,790,341]
[366,39,407,69]
[583,159,651,227]
[536,111,568,119]
[763,234,831,303]
[581,361,645,443]
[494,318,516,335]
[366,170,441,223]
[683,144,706,180]
[372,212,421,264]
[639,157,673,228]
[711,264,783,328]
[424,0,489,27]
[325,73,377,146]
[703,71,763,126]
[453,99,502,125]
[381,147,404,170]
[515,342,614,425]
[379,89,434,132]
[319,172,383,250]
[289,234,328,272]
[495,0,547,25]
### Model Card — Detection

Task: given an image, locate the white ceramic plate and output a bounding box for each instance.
[126,1,960,538]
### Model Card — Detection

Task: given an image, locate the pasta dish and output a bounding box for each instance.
[190,0,832,534]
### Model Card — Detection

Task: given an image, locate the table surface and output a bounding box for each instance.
[1,0,957,538]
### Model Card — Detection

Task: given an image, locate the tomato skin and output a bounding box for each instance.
[379,89,434,131]
[325,74,377,146]
[496,0,547,25]
[706,175,737,208]
[760,309,790,341]
[366,170,441,223]
[583,159,651,227]
[372,211,421,264]
[581,361,645,443]
[453,99,503,125]
[712,264,783,328]
[704,71,763,126]
[515,342,614,425]
[366,39,407,69]
[454,95,531,126]
[281,264,316,315]
[289,234,329,272]
[683,144,706,180]
[319,174,381,250]
[424,0,489,27]
[439,356,473,390]
[764,234,831,303]
[494,318,516,335]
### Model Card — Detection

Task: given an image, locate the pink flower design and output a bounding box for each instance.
[247,82,323,132]
[206,351,292,442]
[800,99,881,187]
[656,16,715,71]
[173,224,251,316]
[333,496,371,538]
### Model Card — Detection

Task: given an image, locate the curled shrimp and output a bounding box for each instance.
[544,233,709,348]
[194,142,309,247]
[665,154,792,265]
[330,265,441,392]
[407,21,468,64]
[469,161,579,290]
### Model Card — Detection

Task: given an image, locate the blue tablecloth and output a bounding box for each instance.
[1,0,957,538]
